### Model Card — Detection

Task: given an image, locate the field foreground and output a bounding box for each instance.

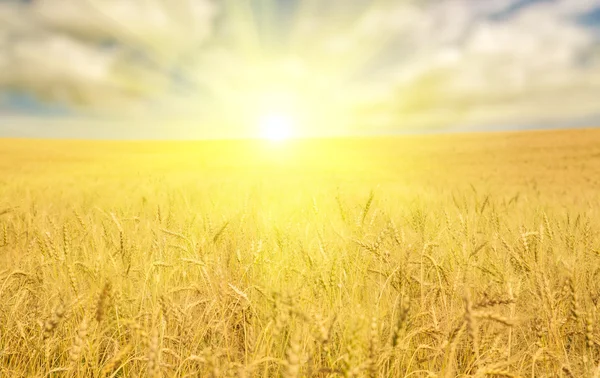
[1,128,600,377]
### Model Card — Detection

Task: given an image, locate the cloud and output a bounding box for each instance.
[1,0,600,135]
[356,0,600,129]
[33,0,217,60]
[0,0,217,110]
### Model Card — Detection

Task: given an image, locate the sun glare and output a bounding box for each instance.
[259,112,295,142]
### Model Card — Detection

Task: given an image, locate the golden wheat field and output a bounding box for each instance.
[1,128,600,377]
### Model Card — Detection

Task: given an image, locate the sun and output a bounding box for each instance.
[259,112,295,142]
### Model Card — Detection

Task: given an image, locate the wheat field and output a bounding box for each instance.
[1,128,600,377]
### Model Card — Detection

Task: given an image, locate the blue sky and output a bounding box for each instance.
[1,0,600,138]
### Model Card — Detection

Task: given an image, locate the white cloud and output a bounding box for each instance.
[33,0,218,60]
[373,0,600,128]
[0,0,217,110]
[1,0,600,134]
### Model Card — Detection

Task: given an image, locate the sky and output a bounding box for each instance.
[1,0,600,139]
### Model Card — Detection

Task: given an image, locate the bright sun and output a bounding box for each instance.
[259,112,295,142]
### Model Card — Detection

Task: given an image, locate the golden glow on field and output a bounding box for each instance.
[259,111,295,141]
[2,129,600,377]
